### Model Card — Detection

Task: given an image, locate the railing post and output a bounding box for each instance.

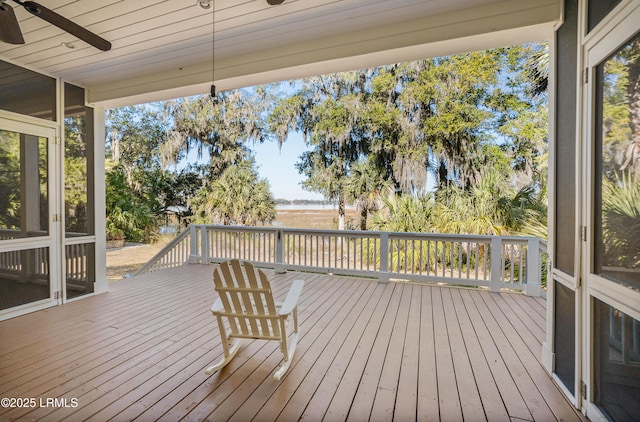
[275,228,285,273]
[525,237,542,297]
[379,232,389,283]
[490,236,502,293]
[189,225,199,263]
[201,225,210,264]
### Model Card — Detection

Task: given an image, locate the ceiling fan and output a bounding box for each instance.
[0,0,111,51]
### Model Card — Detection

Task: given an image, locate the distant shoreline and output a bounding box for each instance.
[275,204,355,211]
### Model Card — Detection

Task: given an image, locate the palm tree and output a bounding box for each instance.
[370,194,434,233]
[344,159,391,230]
[190,160,275,226]
[431,169,546,236]
[601,171,640,269]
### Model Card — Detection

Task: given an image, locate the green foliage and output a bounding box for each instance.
[102,43,551,242]
[64,115,90,233]
[0,131,21,230]
[370,194,435,233]
[105,168,155,242]
[601,171,640,269]
[166,91,265,176]
[344,158,391,230]
[597,35,640,278]
[370,168,547,238]
[272,74,370,229]
[267,44,549,236]
[105,90,277,238]
[189,159,275,225]
[105,103,201,241]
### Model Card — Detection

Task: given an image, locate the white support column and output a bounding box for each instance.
[378,232,389,283]
[189,225,199,263]
[275,229,285,273]
[525,237,542,297]
[201,225,210,264]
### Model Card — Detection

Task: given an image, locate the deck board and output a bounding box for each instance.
[0,264,584,421]
[417,286,440,421]
[442,287,486,421]
[295,282,386,421]
[473,291,557,422]
[393,284,421,421]
[324,283,395,420]
[432,286,463,421]
[450,288,510,422]
[259,281,378,421]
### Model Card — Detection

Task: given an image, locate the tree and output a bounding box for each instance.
[267,44,548,233]
[432,169,543,236]
[598,35,640,279]
[190,159,275,225]
[619,39,640,182]
[106,104,169,181]
[105,165,155,242]
[370,169,546,237]
[105,90,277,238]
[105,104,169,241]
[271,73,369,229]
[344,158,390,230]
[0,130,21,230]
[370,194,434,233]
[601,171,640,269]
[167,91,276,226]
[102,43,551,239]
[166,90,267,178]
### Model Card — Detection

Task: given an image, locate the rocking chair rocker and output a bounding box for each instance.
[205,259,304,380]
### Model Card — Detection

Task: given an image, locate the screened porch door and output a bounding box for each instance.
[583,2,640,420]
[0,118,61,320]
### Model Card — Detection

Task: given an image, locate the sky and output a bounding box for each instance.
[251,132,323,201]
[178,111,321,201]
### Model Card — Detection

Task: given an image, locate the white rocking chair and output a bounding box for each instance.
[205,259,304,381]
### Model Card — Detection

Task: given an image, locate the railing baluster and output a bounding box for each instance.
[130,225,542,296]
[457,242,462,278]
[441,241,446,278]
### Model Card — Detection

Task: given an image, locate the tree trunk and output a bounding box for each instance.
[338,195,346,230]
[625,40,640,182]
[359,208,368,230]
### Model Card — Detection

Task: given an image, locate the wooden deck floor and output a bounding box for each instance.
[0,264,583,421]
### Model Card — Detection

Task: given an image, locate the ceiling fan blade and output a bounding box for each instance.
[267,0,285,4]
[0,3,25,44]
[20,1,111,51]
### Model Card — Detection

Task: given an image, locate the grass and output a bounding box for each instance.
[272,208,361,229]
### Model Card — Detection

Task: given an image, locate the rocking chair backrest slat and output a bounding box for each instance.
[245,262,271,334]
[213,269,241,335]
[217,261,249,334]
[213,260,281,339]
[230,260,260,334]
[257,266,280,337]
[258,269,279,314]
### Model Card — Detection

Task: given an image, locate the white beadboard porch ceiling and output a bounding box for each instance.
[0,0,561,107]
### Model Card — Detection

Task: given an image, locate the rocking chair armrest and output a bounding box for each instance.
[211,298,224,313]
[278,279,304,316]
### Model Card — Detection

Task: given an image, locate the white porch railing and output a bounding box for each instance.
[135,225,548,296]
